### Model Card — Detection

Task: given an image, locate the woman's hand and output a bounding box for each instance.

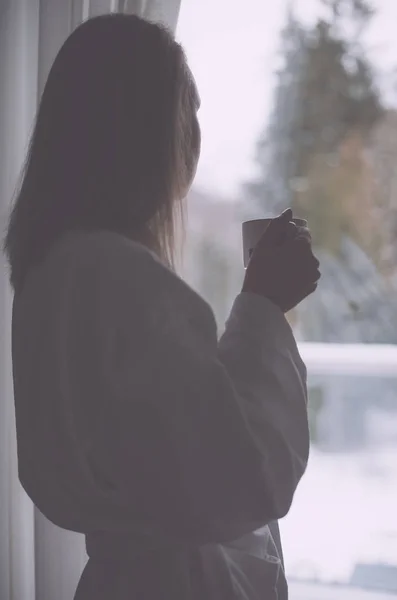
[242,209,321,313]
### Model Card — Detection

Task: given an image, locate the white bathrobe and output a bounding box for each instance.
[11,230,309,599]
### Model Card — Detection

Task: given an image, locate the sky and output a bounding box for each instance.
[176,0,397,199]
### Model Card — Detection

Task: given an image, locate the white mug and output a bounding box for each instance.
[242,217,308,268]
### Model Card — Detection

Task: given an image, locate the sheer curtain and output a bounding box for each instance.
[0,1,181,598]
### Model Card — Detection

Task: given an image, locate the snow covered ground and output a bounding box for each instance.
[289,581,394,600]
[280,446,397,588]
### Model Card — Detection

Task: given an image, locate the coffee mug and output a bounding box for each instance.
[242,217,308,268]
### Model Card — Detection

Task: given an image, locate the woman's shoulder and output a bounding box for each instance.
[49,230,213,319]
[55,229,158,268]
[50,229,171,285]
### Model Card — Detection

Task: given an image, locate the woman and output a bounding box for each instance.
[4,13,320,600]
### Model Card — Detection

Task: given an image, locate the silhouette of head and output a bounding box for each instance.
[4,13,201,291]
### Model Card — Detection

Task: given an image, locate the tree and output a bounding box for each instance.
[246,0,382,216]
[244,7,307,216]
[243,0,397,343]
[368,110,397,277]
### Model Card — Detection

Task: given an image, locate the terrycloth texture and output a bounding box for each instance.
[11,230,309,599]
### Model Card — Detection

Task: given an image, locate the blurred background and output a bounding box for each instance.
[1,1,396,599]
[177,0,397,596]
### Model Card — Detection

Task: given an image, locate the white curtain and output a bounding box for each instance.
[121,0,181,31]
[0,1,181,598]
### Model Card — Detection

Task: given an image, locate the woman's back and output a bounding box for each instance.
[12,229,215,597]
[12,230,198,528]
[12,229,305,599]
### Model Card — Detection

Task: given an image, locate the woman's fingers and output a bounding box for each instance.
[294,226,311,242]
[284,236,321,286]
[243,213,320,311]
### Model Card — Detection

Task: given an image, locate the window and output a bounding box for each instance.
[177,0,397,597]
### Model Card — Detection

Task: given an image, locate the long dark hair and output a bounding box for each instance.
[3,13,200,292]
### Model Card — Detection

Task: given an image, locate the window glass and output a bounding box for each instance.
[177,1,397,596]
